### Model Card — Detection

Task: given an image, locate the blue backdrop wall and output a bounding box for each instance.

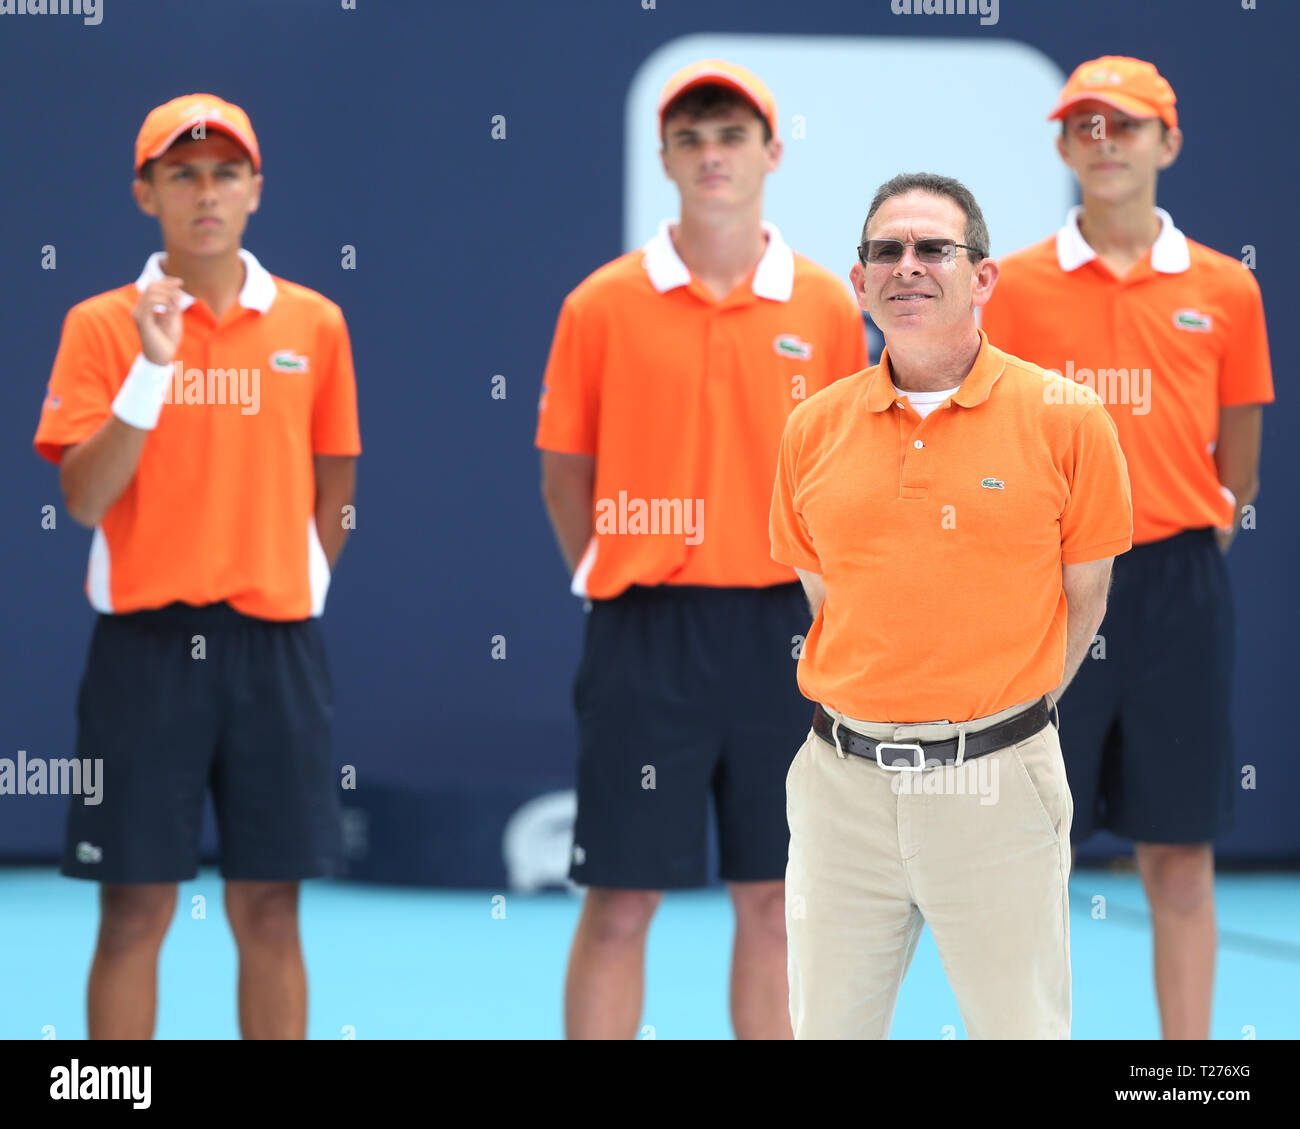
[0,0,1295,883]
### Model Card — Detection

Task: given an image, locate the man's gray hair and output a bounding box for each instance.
[861,172,991,261]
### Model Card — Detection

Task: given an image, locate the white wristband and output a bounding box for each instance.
[112,354,174,430]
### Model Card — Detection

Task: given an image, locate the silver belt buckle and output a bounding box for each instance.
[875,741,926,771]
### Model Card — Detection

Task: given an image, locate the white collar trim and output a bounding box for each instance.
[641,219,795,301]
[1055,206,1190,274]
[134,248,277,313]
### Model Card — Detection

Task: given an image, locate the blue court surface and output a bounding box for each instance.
[1,867,1295,1039]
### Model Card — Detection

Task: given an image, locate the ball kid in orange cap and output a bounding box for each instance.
[33,89,361,1040]
[982,55,1273,1040]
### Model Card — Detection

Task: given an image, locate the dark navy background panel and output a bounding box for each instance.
[1,0,1295,882]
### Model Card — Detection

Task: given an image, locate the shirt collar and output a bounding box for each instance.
[1055,205,1190,274]
[865,329,1006,412]
[641,219,795,301]
[134,248,277,313]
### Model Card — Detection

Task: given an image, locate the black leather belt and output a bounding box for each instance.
[812,697,1054,769]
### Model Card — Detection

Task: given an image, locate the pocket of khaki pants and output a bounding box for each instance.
[1010,728,1069,840]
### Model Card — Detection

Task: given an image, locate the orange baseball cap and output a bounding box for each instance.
[1048,56,1177,130]
[657,59,778,139]
[134,94,261,176]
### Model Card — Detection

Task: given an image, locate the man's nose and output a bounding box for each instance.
[892,247,927,275]
[1090,122,1121,152]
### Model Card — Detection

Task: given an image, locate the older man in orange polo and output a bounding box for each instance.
[771,172,1133,1039]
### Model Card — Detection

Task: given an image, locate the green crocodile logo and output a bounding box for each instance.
[270,349,309,373]
[773,334,813,361]
[1173,309,1212,333]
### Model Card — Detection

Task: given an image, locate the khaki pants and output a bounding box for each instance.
[785,701,1073,1039]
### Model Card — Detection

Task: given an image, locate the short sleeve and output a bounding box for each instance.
[312,305,362,455]
[535,296,599,455]
[33,306,114,465]
[1059,405,1133,564]
[769,414,822,574]
[1219,266,1274,407]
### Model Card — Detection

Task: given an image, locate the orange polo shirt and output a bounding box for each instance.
[536,220,868,599]
[33,249,362,621]
[981,207,1274,545]
[770,330,1132,723]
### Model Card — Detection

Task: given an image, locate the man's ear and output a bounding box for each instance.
[849,260,871,311]
[246,171,264,215]
[131,176,159,218]
[1156,126,1182,171]
[972,256,1000,309]
[1054,131,1073,170]
[765,135,784,174]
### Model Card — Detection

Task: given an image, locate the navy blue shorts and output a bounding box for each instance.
[570,582,811,889]
[61,602,342,883]
[1061,528,1235,845]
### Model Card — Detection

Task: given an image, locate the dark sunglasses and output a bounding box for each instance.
[857,238,986,265]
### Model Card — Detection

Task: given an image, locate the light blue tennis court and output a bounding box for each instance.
[2,868,1295,1039]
